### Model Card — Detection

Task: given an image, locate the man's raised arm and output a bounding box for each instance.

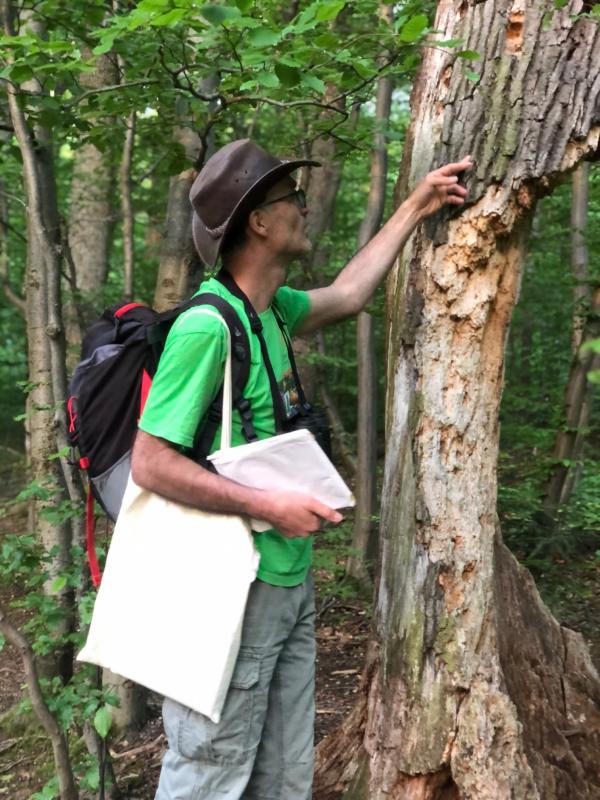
[297,156,473,334]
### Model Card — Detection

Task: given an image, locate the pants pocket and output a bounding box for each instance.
[176,646,261,765]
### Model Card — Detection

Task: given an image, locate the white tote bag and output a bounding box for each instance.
[77,310,259,724]
[208,428,354,531]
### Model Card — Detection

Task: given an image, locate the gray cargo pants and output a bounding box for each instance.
[155,572,315,799]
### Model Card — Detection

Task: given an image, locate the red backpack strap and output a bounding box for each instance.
[85,486,102,588]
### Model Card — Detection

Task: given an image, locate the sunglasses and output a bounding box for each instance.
[256,188,307,210]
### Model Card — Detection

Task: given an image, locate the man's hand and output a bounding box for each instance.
[407,156,473,220]
[259,490,344,538]
[298,155,474,334]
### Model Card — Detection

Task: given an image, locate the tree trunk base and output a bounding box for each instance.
[315,533,600,800]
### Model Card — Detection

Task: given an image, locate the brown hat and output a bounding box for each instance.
[190,139,319,266]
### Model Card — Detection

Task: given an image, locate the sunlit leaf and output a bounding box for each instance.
[202,5,242,25]
[315,0,345,22]
[94,705,113,739]
[399,14,428,43]
[456,49,480,61]
[248,27,281,48]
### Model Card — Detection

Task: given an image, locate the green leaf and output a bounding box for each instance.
[51,576,67,593]
[275,63,300,87]
[94,705,113,739]
[0,634,5,652]
[93,29,119,56]
[398,14,428,43]
[456,49,480,61]
[315,0,345,21]
[150,8,186,26]
[256,70,279,88]
[248,27,281,48]
[48,446,70,461]
[236,0,253,10]
[313,32,337,49]
[8,64,35,84]
[581,338,600,354]
[301,73,325,94]
[202,5,242,25]
[464,68,480,82]
[554,0,568,8]
[588,369,600,384]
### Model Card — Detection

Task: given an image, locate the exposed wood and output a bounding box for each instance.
[315,2,600,798]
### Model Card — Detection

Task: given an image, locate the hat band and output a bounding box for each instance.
[205,219,228,239]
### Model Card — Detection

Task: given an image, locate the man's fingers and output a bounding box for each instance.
[308,498,343,524]
[437,156,473,177]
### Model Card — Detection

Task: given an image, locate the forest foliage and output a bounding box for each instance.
[0,0,599,797]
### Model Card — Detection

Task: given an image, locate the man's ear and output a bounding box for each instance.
[247,208,269,239]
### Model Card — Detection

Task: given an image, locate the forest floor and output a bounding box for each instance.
[1,449,599,800]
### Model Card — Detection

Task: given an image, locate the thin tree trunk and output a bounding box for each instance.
[2,3,81,682]
[348,8,393,582]
[120,111,135,301]
[570,162,590,354]
[153,169,204,311]
[0,180,25,314]
[65,50,118,362]
[0,604,79,800]
[543,163,599,513]
[316,2,600,798]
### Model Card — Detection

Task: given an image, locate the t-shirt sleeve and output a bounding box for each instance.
[273,285,311,336]
[138,308,228,449]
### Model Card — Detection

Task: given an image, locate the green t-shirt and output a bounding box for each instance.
[138,276,312,587]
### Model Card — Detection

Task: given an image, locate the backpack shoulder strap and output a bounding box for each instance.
[170,292,258,459]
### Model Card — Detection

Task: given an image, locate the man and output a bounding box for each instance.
[132,139,471,799]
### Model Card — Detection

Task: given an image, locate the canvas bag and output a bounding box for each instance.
[208,428,354,532]
[77,310,259,724]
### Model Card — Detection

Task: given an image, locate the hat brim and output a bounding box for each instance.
[192,158,319,267]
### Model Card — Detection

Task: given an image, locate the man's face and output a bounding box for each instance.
[257,177,312,258]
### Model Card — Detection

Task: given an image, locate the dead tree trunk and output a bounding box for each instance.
[543,163,599,514]
[315,2,600,798]
[348,8,393,583]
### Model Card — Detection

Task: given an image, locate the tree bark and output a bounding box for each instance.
[348,8,394,583]
[120,110,135,301]
[2,2,86,682]
[67,52,117,296]
[315,2,600,798]
[543,163,599,513]
[570,163,590,354]
[153,169,203,311]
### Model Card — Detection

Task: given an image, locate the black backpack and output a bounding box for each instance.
[67,292,253,586]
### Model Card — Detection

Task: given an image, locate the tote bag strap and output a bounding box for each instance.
[178,308,233,450]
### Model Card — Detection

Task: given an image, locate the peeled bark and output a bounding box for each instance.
[348,11,394,582]
[315,2,600,798]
